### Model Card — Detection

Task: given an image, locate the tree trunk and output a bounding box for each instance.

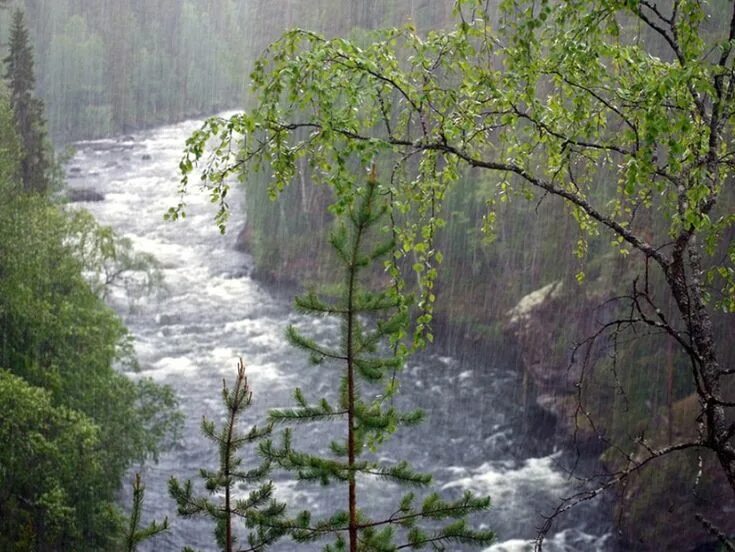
[666,243,735,495]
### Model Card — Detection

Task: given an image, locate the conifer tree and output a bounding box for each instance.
[3,9,50,194]
[258,168,495,551]
[125,473,169,552]
[169,359,288,552]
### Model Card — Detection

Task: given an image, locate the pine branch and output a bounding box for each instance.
[398,519,496,550]
[286,325,347,361]
[363,461,432,487]
[294,291,346,315]
[269,389,347,424]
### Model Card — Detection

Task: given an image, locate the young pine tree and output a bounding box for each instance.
[259,168,495,551]
[124,473,169,552]
[169,359,288,552]
[3,9,50,194]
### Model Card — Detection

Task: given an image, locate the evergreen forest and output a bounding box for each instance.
[1,1,734,551]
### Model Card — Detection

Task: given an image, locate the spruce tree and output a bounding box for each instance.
[258,169,495,551]
[169,359,288,552]
[3,9,50,194]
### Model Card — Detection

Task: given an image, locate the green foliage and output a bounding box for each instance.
[0,191,180,458]
[0,82,20,186]
[0,81,180,547]
[68,208,165,307]
[0,193,181,548]
[175,0,735,329]
[173,2,735,544]
[3,8,50,192]
[258,172,494,551]
[169,359,287,552]
[0,369,121,551]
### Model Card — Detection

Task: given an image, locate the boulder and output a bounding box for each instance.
[66,188,104,202]
[234,223,251,252]
[505,279,605,445]
[507,280,562,327]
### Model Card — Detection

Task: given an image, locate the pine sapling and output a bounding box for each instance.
[260,169,495,551]
[124,472,169,552]
[169,359,287,551]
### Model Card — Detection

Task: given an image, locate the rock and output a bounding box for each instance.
[155,313,180,325]
[234,223,251,252]
[507,280,562,326]
[121,135,135,142]
[504,279,598,444]
[141,153,152,161]
[66,188,104,202]
[68,166,82,174]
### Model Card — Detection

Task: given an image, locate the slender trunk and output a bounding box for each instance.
[225,482,232,552]
[347,308,357,552]
[346,215,364,552]
[223,371,242,552]
[666,243,735,496]
[666,339,674,445]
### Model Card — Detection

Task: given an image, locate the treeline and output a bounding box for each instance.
[2,0,251,141]
[3,0,458,143]
[0,10,179,550]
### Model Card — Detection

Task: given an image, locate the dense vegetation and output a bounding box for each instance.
[0,10,179,550]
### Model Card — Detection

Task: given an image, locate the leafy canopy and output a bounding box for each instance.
[172,0,735,321]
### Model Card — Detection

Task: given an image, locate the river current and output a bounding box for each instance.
[68,116,611,551]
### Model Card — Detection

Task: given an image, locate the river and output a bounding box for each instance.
[67,115,612,551]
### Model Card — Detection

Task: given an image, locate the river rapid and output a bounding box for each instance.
[68,115,612,551]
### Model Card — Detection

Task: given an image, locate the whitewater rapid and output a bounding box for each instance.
[68,115,611,551]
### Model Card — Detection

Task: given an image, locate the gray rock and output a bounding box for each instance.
[67,188,105,202]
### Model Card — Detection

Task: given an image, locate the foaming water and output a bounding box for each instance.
[69,115,612,551]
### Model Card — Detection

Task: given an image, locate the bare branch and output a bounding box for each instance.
[534,441,703,551]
